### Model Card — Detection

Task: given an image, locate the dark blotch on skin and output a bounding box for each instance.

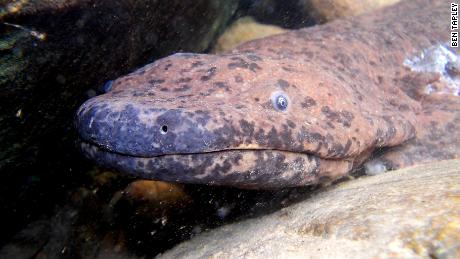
[228,57,248,70]
[137,161,144,168]
[261,101,273,110]
[228,63,242,69]
[177,94,193,99]
[235,75,244,83]
[148,79,165,86]
[228,57,261,72]
[445,122,455,133]
[164,64,172,70]
[303,51,314,59]
[337,75,345,82]
[213,160,233,175]
[200,67,217,81]
[399,104,410,111]
[176,77,192,83]
[381,115,397,141]
[343,139,352,154]
[247,54,262,61]
[214,82,230,91]
[194,110,212,126]
[191,61,204,68]
[240,120,255,139]
[254,152,288,178]
[287,120,296,128]
[267,127,282,147]
[301,97,317,108]
[133,92,145,97]
[333,53,352,67]
[249,63,262,72]
[277,79,290,90]
[327,121,336,129]
[321,106,354,128]
[232,153,243,165]
[174,85,191,92]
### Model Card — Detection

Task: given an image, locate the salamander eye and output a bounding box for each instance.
[271,91,290,112]
[276,95,288,110]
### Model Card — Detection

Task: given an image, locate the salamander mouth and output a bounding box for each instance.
[80,138,311,158]
[79,140,352,189]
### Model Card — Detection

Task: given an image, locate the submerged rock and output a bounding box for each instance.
[159,159,460,258]
[244,0,400,28]
[121,180,192,217]
[0,0,238,245]
[306,0,401,23]
[0,0,238,171]
[212,16,287,53]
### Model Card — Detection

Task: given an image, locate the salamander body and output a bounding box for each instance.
[76,0,459,188]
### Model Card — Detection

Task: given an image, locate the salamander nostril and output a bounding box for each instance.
[160,125,168,134]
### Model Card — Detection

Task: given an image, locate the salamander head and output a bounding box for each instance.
[75,52,415,188]
[77,55,301,158]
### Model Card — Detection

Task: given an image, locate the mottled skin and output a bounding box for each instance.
[76,0,459,189]
[368,94,460,171]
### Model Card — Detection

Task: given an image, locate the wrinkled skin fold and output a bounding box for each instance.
[76,0,459,189]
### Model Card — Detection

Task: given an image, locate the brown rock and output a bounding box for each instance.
[307,0,401,23]
[122,180,191,217]
[159,159,460,258]
[212,16,287,53]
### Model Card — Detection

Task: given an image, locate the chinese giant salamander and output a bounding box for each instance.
[76,0,460,189]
